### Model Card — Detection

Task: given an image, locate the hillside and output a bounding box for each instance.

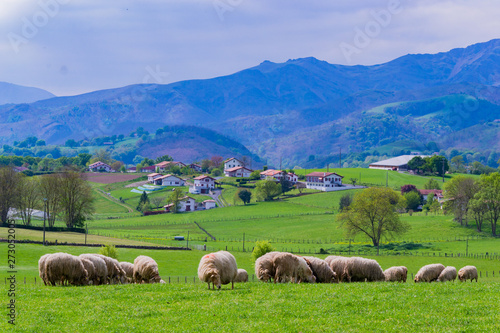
[0,82,55,105]
[1,39,500,166]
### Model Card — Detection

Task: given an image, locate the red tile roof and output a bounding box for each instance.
[306,172,343,178]
[225,166,253,173]
[194,175,215,180]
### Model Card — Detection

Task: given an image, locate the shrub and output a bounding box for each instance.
[252,240,275,261]
[99,244,118,259]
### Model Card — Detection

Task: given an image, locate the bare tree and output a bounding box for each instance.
[0,167,20,224]
[150,196,165,209]
[59,172,95,228]
[39,174,63,227]
[16,175,40,226]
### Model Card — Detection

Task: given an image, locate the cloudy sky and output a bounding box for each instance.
[1,0,499,96]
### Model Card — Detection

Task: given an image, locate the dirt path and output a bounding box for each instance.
[125,180,149,188]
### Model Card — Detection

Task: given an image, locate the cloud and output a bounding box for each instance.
[0,0,498,96]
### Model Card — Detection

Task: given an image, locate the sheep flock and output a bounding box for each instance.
[38,251,479,289]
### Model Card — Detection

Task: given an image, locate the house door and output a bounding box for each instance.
[186,205,191,211]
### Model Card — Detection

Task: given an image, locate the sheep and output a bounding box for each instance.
[198,251,238,290]
[343,257,385,282]
[303,256,337,283]
[325,256,350,282]
[38,253,53,285]
[383,266,408,282]
[45,253,88,286]
[458,266,478,282]
[90,254,126,284]
[414,264,445,283]
[437,266,457,282]
[235,269,248,283]
[79,254,108,285]
[119,262,134,283]
[80,258,96,285]
[255,251,280,282]
[273,252,315,284]
[133,255,162,284]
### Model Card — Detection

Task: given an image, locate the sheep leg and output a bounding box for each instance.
[232,281,234,290]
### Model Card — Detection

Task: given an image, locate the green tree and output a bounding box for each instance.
[155,155,173,164]
[167,188,183,214]
[451,155,464,170]
[99,244,118,259]
[475,173,500,236]
[424,178,441,190]
[137,191,150,212]
[404,191,421,211]
[443,175,478,226]
[90,149,113,165]
[279,177,293,195]
[59,172,95,228]
[65,139,78,148]
[338,187,409,247]
[408,156,426,173]
[256,180,282,201]
[237,189,252,205]
[251,240,275,262]
[249,170,261,180]
[339,193,353,211]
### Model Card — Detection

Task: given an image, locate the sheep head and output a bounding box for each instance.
[210,273,221,289]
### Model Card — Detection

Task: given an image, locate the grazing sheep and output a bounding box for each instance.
[437,266,457,282]
[198,251,238,290]
[80,258,96,285]
[235,269,248,283]
[343,257,385,282]
[414,264,445,283]
[119,262,134,283]
[273,252,316,284]
[458,266,478,282]
[79,254,108,285]
[45,253,88,286]
[38,253,53,285]
[255,251,280,282]
[133,256,162,284]
[303,256,337,283]
[325,256,350,282]
[384,266,408,283]
[91,254,126,284]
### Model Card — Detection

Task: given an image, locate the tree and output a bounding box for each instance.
[65,139,78,148]
[279,177,293,195]
[424,178,441,190]
[295,182,306,194]
[137,191,150,212]
[400,184,417,195]
[404,191,421,211]
[16,175,40,226]
[237,189,252,205]
[339,193,353,211]
[251,240,275,262]
[256,180,282,201]
[475,173,500,236]
[167,188,183,213]
[349,178,358,186]
[241,156,250,168]
[39,174,63,227]
[0,167,21,224]
[249,170,261,180]
[451,155,464,170]
[201,159,211,172]
[338,187,409,247]
[58,172,95,228]
[150,196,165,209]
[91,149,113,165]
[426,155,449,177]
[155,155,173,164]
[469,196,488,232]
[210,156,223,169]
[110,161,124,172]
[77,153,92,167]
[443,175,478,226]
[408,156,426,173]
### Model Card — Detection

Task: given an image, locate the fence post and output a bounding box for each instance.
[169,277,171,284]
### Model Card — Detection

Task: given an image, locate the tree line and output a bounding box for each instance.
[0,167,95,228]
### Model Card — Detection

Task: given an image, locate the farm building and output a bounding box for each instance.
[164,196,196,212]
[154,174,185,186]
[305,172,343,192]
[224,166,253,178]
[89,161,113,172]
[260,170,298,184]
[155,161,187,172]
[201,200,217,210]
[224,157,244,171]
[369,155,428,171]
[189,163,202,172]
[147,173,162,183]
[418,189,444,203]
[140,165,156,173]
[190,175,216,194]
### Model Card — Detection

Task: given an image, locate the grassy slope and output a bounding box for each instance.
[3,283,500,332]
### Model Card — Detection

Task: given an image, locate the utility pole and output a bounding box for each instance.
[339,148,342,168]
[386,170,388,188]
[85,223,88,245]
[43,198,47,246]
[442,157,445,183]
[348,239,351,256]
[187,231,190,249]
[243,233,245,252]
[466,236,469,257]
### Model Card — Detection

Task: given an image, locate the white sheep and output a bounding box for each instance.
[303,256,337,283]
[255,251,280,282]
[344,257,385,282]
[80,258,96,285]
[119,262,134,283]
[414,264,445,283]
[91,254,126,284]
[437,266,457,282]
[198,251,238,290]
[383,266,408,282]
[45,253,88,286]
[325,256,350,282]
[458,266,478,282]
[133,256,162,284]
[273,252,316,284]
[235,269,248,282]
[79,254,108,285]
[38,253,53,285]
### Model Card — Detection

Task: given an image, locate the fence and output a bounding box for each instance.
[1,223,85,234]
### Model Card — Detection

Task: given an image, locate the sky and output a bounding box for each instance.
[0,0,499,96]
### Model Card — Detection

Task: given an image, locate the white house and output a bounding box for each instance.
[190,175,216,194]
[164,196,196,212]
[155,161,187,173]
[224,166,253,178]
[369,155,429,171]
[418,189,444,203]
[224,158,244,171]
[147,173,162,183]
[200,200,217,210]
[286,173,299,183]
[155,174,185,186]
[140,165,156,173]
[305,172,343,192]
[189,163,202,172]
[89,161,113,172]
[260,169,285,181]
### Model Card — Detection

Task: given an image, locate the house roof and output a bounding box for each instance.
[147,173,161,177]
[203,200,216,203]
[225,166,253,173]
[13,166,29,172]
[369,155,429,167]
[157,174,184,181]
[189,163,201,168]
[141,165,156,170]
[194,175,215,180]
[418,189,443,197]
[260,169,285,176]
[89,161,111,168]
[306,172,344,178]
[224,157,243,164]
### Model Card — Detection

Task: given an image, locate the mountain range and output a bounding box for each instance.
[1,39,499,166]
